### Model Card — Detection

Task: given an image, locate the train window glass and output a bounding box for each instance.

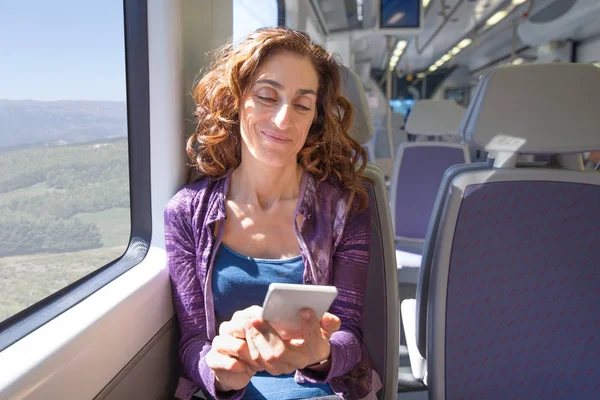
[233,0,279,43]
[0,1,129,325]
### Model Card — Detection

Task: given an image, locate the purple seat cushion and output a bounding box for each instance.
[444,180,600,399]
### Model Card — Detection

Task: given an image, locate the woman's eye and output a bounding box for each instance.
[295,104,311,111]
[258,96,276,103]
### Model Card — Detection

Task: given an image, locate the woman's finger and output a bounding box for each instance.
[299,308,323,346]
[222,305,263,339]
[246,321,283,362]
[246,327,260,362]
[246,320,299,374]
[231,305,262,324]
[298,309,332,368]
[218,320,246,339]
[205,350,248,373]
[319,312,341,337]
[212,335,263,371]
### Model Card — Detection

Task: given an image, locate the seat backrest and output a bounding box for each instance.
[362,164,400,400]
[404,100,466,139]
[415,162,489,356]
[391,100,470,246]
[390,143,470,246]
[373,123,407,159]
[340,65,399,400]
[426,63,600,399]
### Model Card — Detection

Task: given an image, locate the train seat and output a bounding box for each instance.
[340,65,399,399]
[390,100,471,285]
[410,63,600,399]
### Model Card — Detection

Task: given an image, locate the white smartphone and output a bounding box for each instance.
[261,283,338,336]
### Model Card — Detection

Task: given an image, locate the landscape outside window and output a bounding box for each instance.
[0,0,279,325]
[0,1,129,323]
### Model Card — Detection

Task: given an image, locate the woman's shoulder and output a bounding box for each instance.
[310,174,371,219]
[313,175,362,209]
[164,176,224,217]
[312,175,348,200]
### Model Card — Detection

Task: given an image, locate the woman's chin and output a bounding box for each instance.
[250,150,298,168]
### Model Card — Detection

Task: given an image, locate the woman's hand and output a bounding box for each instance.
[218,305,263,339]
[244,308,341,376]
[206,306,265,392]
[205,340,255,392]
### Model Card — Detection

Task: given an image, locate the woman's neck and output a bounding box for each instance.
[230,157,303,211]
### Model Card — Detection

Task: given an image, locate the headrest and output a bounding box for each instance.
[405,100,466,136]
[340,65,374,145]
[461,63,600,154]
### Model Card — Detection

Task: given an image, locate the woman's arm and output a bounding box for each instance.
[165,190,246,400]
[298,200,371,382]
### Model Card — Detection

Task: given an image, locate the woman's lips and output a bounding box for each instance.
[261,130,291,143]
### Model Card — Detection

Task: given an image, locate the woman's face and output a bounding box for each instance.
[239,52,319,168]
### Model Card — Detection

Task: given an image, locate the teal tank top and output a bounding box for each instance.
[211,243,335,399]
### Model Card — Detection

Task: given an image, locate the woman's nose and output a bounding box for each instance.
[273,104,291,130]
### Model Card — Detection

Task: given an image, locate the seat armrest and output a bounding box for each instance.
[401,299,427,381]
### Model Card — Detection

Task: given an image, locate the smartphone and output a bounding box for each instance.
[261,283,338,337]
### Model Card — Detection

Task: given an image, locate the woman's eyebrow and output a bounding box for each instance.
[256,78,317,96]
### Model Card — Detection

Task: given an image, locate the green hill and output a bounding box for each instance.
[0,139,130,257]
[0,100,132,324]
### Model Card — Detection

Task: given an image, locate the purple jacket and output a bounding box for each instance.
[165,171,382,400]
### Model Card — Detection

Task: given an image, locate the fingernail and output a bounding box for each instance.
[301,310,312,320]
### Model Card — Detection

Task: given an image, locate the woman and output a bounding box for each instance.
[165,27,381,400]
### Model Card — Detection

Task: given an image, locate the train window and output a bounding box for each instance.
[233,0,280,43]
[0,2,130,326]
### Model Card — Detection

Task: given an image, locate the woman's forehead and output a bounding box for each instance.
[252,52,319,92]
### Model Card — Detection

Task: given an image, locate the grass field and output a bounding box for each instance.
[76,207,131,248]
[0,207,130,322]
[0,182,52,205]
[0,246,127,322]
[0,139,132,324]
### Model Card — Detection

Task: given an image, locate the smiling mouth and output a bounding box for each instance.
[261,130,291,143]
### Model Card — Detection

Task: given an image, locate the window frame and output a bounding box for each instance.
[0,0,152,352]
[277,0,286,26]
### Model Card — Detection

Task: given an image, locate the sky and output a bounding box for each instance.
[0,1,127,101]
[0,0,278,102]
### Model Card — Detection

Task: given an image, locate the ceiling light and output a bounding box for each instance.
[450,47,461,55]
[457,38,472,49]
[429,65,438,72]
[356,0,363,21]
[512,0,527,5]
[391,40,407,65]
[417,72,426,78]
[441,54,452,62]
[423,0,431,7]
[512,57,524,65]
[486,10,508,26]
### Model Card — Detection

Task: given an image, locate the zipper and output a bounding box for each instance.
[295,207,316,285]
[204,221,224,340]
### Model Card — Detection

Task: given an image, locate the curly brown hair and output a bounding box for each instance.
[187,26,369,211]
